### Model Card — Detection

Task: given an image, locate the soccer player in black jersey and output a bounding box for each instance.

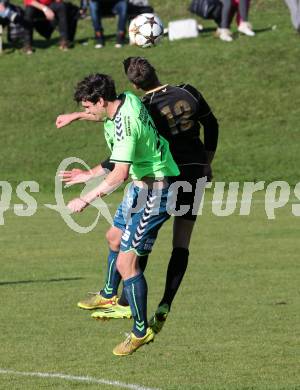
[91,57,219,332]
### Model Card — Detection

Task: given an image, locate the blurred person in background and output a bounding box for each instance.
[89,0,127,48]
[79,0,88,18]
[0,0,22,22]
[23,0,76,53]
[0,0,26,48]
[216,0,255,42]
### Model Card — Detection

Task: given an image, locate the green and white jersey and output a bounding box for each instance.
[104,91,179,180]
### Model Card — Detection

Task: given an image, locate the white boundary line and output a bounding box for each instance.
[0,368,160,390]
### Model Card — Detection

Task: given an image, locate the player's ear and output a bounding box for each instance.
[97,97,106,107]
[132,83,139,90]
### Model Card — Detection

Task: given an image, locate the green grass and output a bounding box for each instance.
[1,1,300,388]
[1,0,300,189]
[0,192,300,389]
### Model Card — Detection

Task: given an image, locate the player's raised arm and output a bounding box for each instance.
[56,111,100,128]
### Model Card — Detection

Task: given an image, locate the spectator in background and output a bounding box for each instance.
[0,0,26,47]
[23,0,72,53]
[89,0,127,48]
[0,0,21,22]
[216,0,255,42]
[79,0,88,18]
[284,0,300,32]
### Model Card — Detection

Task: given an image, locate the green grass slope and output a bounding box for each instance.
[1,0,300,190]
[1,3,300,388]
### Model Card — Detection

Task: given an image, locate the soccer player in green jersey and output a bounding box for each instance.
[56,73,179,355]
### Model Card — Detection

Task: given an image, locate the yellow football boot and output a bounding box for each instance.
[91,304,132,320]
[113,328,154,356]
[77,292,117,310]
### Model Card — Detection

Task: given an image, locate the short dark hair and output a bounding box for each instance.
[123,57,159,90]
[74,74,117,104]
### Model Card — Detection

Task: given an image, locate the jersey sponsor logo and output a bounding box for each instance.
[124,116,131,136]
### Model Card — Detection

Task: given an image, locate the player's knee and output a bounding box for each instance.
[106,228,120,251]
[116,253,137,279]
[105,229,112,242]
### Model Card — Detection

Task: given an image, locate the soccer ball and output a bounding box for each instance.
[128,13,164,48]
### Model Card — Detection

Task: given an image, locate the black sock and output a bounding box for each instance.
[118,255,149,307]
[159,247,189,309]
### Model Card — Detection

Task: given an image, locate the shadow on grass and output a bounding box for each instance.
[33,37,60,49]
[199,27,216,38]
[0,32,126,54]
[201,27,217,33]
[253,26,275,34]
[0,277,84,286]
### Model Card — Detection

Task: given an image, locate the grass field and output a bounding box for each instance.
[1,192,300,389]
[1,0,300,388]
[1,0,300,188]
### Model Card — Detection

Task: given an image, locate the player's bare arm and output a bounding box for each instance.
[56,112,99,129]
[67,163,130,213]
[59,164,107,186]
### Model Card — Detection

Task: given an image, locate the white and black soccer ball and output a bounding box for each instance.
[128,13,164,48]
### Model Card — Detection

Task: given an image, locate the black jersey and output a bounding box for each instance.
[142,84,218,166]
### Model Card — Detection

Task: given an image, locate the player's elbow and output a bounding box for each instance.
[115,164,130,182]
[122,169,129,181]
[118,169,129,182]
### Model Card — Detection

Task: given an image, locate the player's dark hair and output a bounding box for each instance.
[123,57,160,91]
[74,74,117,103]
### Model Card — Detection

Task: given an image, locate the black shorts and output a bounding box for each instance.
[170,164,208,221]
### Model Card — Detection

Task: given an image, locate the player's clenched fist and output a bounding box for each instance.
[56,113,78,128]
